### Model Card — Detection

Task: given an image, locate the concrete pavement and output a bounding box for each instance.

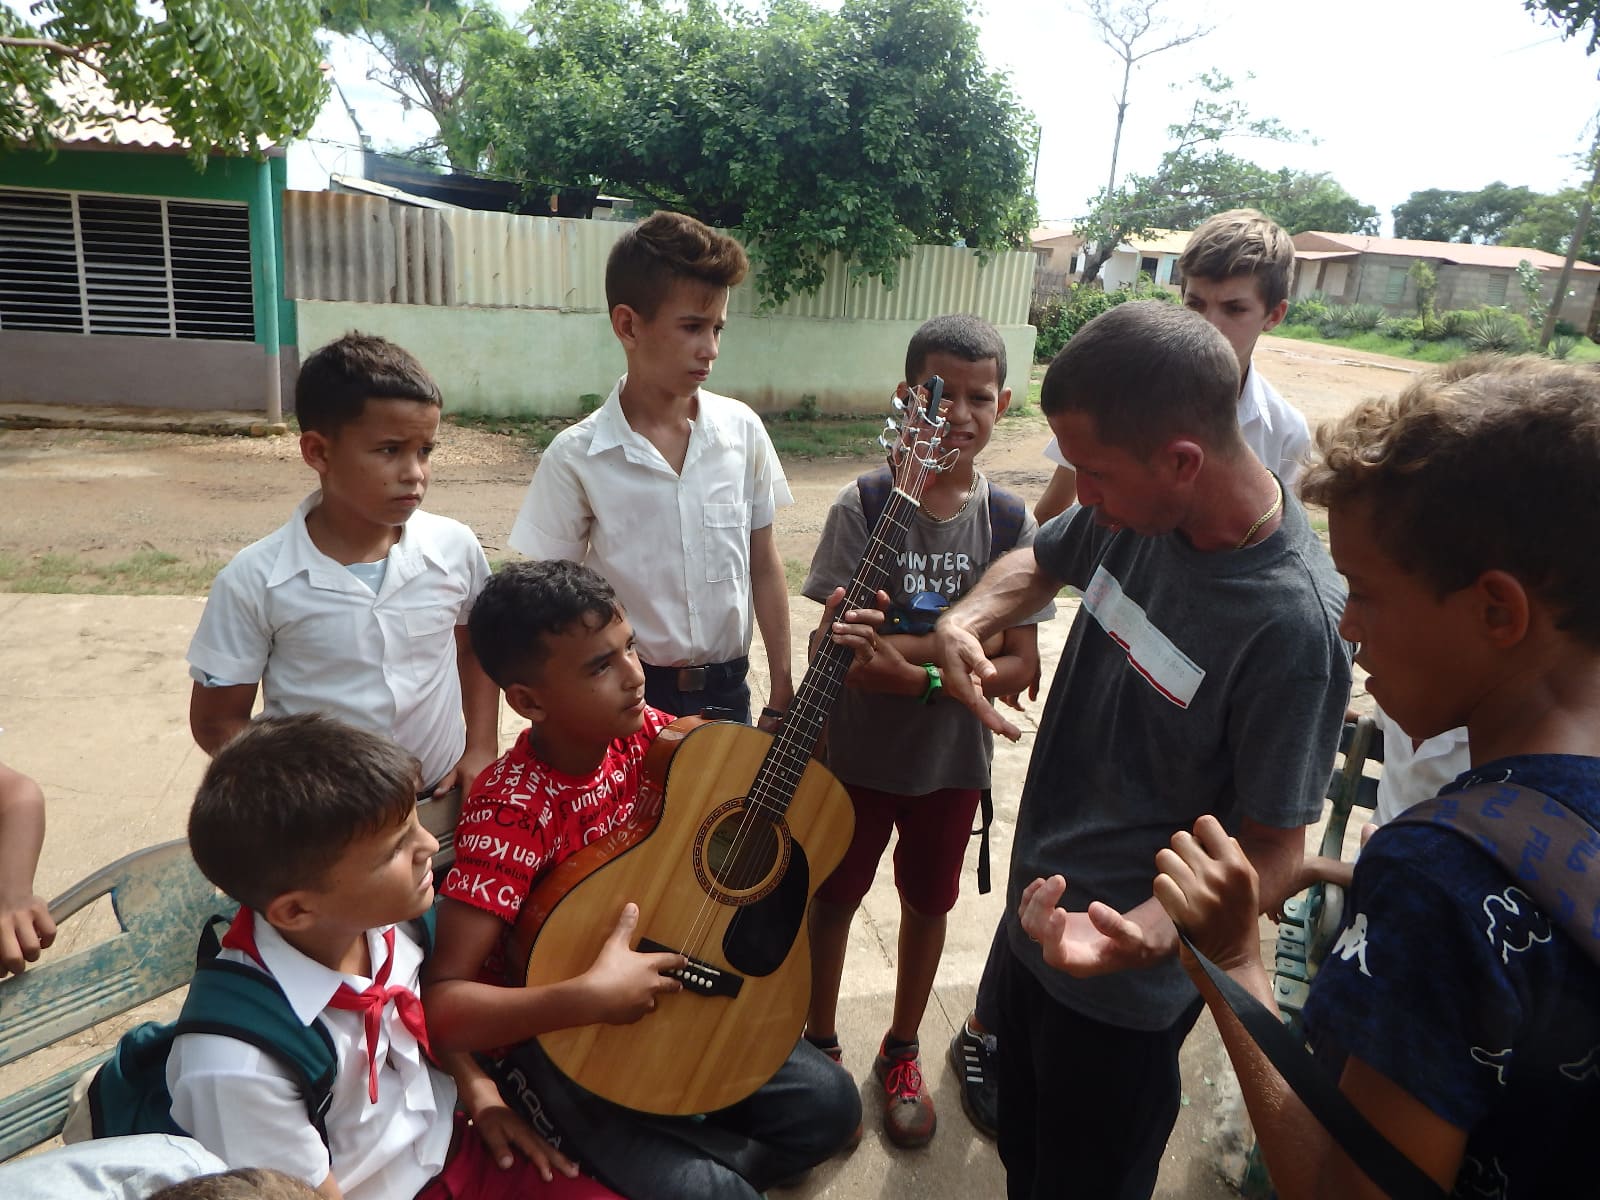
[0,590,1250,1196]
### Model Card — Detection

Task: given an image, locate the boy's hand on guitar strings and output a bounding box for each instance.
[582,902,688,1025]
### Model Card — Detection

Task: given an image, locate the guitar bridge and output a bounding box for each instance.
[638,938,745,998]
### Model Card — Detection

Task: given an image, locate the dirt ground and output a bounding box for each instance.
[0,337,1419,572]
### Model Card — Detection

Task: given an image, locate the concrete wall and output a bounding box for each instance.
[0,330,295,411]
[296,300,1036,417]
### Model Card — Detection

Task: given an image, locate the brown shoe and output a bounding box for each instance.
[873,1037,936,1148]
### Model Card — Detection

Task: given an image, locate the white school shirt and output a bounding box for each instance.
[186,494,491,787]
[1373,707,1472,826]
[167,919,455,1200]
[508,377,793,665]
[1042,364,1312,487]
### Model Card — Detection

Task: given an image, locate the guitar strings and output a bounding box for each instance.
[668,406,948,966]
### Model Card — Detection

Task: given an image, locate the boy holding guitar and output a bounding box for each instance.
[800,314,1053,1148]
[424,560,865,1200]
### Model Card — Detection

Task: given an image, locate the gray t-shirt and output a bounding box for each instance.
[803,476,1055,794]
[1008,494,1351,1029]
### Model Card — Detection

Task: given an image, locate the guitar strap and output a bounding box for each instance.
[1185,778,1600,1199]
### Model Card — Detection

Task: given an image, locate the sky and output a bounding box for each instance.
[302,0,1600,234]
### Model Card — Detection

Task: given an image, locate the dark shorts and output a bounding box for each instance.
[815,783,981,915]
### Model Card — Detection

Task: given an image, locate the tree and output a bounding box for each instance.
[1262,171,1379,235]
[470,0,1038,304]
[0,0,326,164]
[1391,182,1536,243]
[318,0,518,171]
[1073,72,1298,285]
[1524,0,1600,53]
[1502,186,1600,261]
[1080,0,1211,199]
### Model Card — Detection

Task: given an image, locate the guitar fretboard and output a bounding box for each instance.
[747,483,925,818]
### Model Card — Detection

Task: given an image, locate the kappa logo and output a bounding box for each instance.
[1331,912,1372,976]
[1559,1043,1600,1083]
[1483,886,1552,964]
[1469,1045,1513,1085]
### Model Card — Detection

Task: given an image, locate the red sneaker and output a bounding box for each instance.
[873,1037,936,1148]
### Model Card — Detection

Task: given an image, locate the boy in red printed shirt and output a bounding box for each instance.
[425,560,864,1200]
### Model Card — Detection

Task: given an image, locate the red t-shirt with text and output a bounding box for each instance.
[441,706,674,933]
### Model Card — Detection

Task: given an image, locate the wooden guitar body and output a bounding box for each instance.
[510,716,854,1116]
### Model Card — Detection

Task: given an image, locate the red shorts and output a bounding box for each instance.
[415,1114,621,1200]
[815,783,981,916]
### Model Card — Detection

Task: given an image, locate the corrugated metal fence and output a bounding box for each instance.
[284,191,1032,325]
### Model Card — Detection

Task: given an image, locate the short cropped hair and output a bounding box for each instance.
[905,314,1009,389]
[1177,209,1296,311]
[605,211,749,318]
[147,1168,320,1200]
[470,560,622,689]
[1040,301,1241,457]
[294,332,442,435]
[1303,356,1600,645]
[189,714,419,910]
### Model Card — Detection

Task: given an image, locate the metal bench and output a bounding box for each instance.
[0,788,461,1161]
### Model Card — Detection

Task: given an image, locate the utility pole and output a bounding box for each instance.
[1540,128,1600,349]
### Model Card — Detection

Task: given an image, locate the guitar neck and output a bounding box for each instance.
[751,483,923,815]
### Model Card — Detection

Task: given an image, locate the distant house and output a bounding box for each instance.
[0,82,293,413]
[1291,231,1600,331]
[1029,224,1190,298]
[1100,228,1189,292]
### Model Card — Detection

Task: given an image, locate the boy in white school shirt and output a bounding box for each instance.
[186,333,499,796]
[507,212,792,727]
[166,714,617,1200]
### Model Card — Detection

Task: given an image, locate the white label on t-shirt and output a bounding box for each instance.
[1081,565,1205,708]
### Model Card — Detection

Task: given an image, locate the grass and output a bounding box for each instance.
[0,550,223,595]
[446,411,573,452]
[784,556,809,593]
[1272,324,1600,365]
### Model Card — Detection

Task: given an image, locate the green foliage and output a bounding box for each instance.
[1501,187,1600,263]
[469,0,1037,305]
[1319,303,1386,335]
[1,0,326,164]
[1525,1,1600,53]
[1550,333,1581,359]
[1032,280,1177,362]
[319,0,517,171]
[1377,316,1424,341]
[1461,308,1530,352]
[1285,291,1331,326]
[1392,182,1536,244]
[1515,258,1547,330]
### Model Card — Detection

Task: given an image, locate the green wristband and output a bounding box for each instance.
[919,662,943,705]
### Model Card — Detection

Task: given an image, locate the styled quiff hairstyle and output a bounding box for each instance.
[293,331,442,435]
[1040,300,1242,457]
[1177,208,1296,311]
[147,1168,320,1200]
[905,313,1009,389]
[470,559,622,689]
[1302,356,1600,646]
[605,211,749,318]
[188,714,419,911]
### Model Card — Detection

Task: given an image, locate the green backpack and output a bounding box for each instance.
[87,909,435,1145]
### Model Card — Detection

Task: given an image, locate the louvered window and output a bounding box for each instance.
[0,187,255,341]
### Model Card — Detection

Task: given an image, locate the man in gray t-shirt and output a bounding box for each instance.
[933,302,1351,1200]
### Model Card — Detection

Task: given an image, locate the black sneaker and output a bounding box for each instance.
[948,1022,998,1139]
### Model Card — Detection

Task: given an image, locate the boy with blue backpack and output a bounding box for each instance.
[1148,356,1600,1197]
[77,714,618,1200]
[800,314,1052,1148]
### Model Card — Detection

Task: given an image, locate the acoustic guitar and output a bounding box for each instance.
[508,378,956,1115]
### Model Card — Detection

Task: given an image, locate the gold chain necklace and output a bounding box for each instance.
[921,473,980,524]
[1234,478,1283,550]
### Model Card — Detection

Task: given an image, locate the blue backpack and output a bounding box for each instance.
[87,909,435,1145]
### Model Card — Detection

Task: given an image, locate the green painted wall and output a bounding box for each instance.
[0,147,296,345]
[295,300,1037,417]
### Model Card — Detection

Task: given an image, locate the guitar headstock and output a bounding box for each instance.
[880,375,958,499]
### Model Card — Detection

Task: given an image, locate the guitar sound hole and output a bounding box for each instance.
[705,809,782,894]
